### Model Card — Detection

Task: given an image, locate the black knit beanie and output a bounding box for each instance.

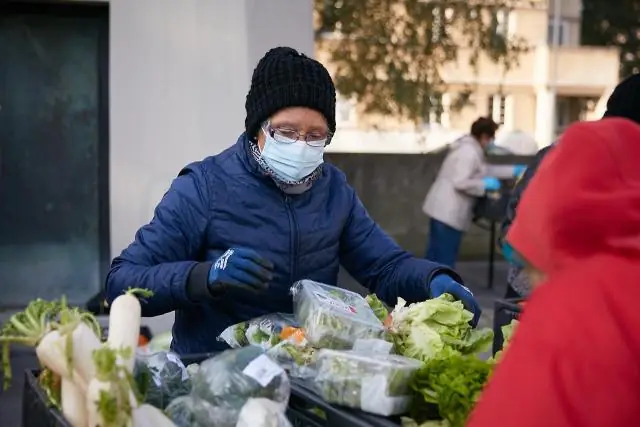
[603,74,640,124]
[245,47,336,140]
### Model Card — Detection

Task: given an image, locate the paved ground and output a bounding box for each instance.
[0,261,509,427]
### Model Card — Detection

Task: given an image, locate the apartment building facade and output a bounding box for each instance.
[318,0,620,151]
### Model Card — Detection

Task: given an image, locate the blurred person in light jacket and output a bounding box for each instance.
[468,117,640,427]
[498,73,640,299]
[422,117,522,268]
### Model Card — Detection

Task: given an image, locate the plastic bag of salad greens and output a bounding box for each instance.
[190,346,290,424]
[134,351,191,409]
[314,349,421,416]
[266,340,318,379]
[291,280,386,349]
[217,313,302,350]
[164,395,221,427]
[236,398,292,427]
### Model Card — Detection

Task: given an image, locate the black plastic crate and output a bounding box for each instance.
[22,370,71,427]
[22,354,402,427]
[492,298,524,354]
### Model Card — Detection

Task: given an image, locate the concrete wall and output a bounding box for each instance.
[107,0,314,257]
[325,152,535,260]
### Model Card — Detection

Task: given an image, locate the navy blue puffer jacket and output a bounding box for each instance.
[105,134,459,354]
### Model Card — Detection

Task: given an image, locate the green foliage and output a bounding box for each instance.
[315,0,529,124]
[581,0,640,78]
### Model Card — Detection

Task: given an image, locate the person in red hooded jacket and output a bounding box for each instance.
[467,117,640,427]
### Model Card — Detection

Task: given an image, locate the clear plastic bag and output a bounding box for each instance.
[266,341,318,379]
[190,346,290,417]
[291,280,386,349]
[314,349,421,416]
[218,313,304,350]
[165,395,237,427]
[236,398,292,427]
[134,351,191,409]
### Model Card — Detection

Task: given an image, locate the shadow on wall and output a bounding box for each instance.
[325,152,535,261]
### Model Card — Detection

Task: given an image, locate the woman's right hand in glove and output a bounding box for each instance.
[207,248,274,296]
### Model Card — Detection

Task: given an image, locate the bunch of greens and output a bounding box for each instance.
[389,294,493,362]
[190,347,290,413]
[166,347,291,427]
[292,280,386,349]
[133,351,192,409]
[165,394,238,427]
[408,354,494,427]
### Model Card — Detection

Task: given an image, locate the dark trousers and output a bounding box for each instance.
[426,218,464,268]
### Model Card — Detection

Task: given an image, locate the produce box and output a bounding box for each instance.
[22,370,70,427]
[314,350,421,417]
[22,351,403,427]
[492,298,524,354]
[291,280,386,349]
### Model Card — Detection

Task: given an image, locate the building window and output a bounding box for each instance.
[430,7,454,42]
[424,93,444,125]
[547,17,570,45]
[336,96,354,124]
[493,9,510,36]
[487,94,507,124]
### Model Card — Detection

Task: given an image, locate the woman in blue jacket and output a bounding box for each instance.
[105,47,480,354]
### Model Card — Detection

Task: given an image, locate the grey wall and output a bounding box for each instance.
[325,152,535,260]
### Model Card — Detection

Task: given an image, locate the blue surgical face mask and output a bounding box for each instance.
[260,129,325,182]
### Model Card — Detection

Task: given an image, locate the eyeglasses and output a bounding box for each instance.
[264,122,331,147]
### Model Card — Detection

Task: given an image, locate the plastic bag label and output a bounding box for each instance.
[242,354,284,387]
[314,291,357,314]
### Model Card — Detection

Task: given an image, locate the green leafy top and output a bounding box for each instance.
[0,297,101,389]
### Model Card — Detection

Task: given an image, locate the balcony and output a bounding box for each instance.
[440,45,619,93]
[541,46,620,94]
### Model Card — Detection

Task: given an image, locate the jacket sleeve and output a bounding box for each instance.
[498,146,553,247]
[450,147,486,197]
[105,163,213,317]
[339,187,462,306]
[468,278,638,427]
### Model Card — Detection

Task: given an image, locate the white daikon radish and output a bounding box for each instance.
[88,345,139,427]
[59,321,102,384]
[35,330,87,391]
[133,404,178,427]
[107,288,153,373]
[86,376,112,427]
[61,378,87,427]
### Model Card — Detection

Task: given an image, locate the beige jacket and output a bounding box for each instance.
[423,135,487,231]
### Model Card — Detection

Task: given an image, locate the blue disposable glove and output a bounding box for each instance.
[207,248,274,296]
[429,274,482,327]
[501,241,525,268]
[513,164,527,177]
[482,176,501,191]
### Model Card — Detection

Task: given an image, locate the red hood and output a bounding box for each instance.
[506,118,640,275]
